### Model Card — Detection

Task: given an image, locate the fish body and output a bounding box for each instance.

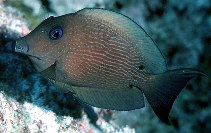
[15,8,203,124]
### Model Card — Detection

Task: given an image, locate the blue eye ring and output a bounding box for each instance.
[49,26,63,40]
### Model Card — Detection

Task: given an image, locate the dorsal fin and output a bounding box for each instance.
[76,8,167,74]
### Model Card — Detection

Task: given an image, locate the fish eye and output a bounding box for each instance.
[49,26,63,40]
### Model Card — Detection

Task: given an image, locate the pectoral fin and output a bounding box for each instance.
[71,86,145,111]
[41,62,56,80]
[40,62,70,93]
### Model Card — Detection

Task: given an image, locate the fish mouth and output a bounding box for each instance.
[15,40,29,53]
[15,40,42,60]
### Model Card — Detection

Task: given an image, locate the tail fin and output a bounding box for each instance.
[141,68,204,124]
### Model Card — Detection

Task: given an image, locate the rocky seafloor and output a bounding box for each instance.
[0,0,210,133]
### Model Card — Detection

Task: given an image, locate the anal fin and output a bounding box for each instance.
[71,86,145,111]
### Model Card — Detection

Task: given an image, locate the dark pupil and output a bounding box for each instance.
[49,27,63,40]
[53,30,60,38]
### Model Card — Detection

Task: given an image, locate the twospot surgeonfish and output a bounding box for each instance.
[14,8,204,124]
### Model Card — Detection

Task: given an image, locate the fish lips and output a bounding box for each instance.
[15,38,41,61]
[15,38,29,54]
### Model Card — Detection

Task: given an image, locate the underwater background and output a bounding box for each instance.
[0,0,210,132]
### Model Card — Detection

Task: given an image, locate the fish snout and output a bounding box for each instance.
[15,39,29,54]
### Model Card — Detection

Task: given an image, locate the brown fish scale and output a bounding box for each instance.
[58,15,142,89]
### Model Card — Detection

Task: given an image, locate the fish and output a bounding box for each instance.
[14,8,203,124]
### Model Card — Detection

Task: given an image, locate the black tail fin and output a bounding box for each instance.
[141,68,204,124]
